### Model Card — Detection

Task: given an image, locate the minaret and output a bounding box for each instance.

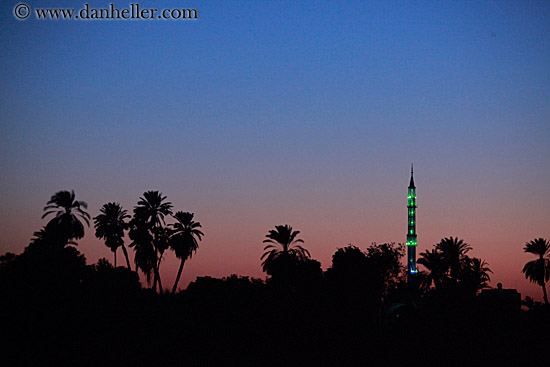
[407,164,418,278]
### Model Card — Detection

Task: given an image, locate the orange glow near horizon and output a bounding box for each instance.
[2,174,547,302]
[1,1,549,303]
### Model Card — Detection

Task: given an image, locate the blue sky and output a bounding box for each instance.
[1,0,549,298]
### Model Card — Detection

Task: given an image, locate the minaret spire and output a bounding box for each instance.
[409,163,415,188]
[407,164,418,279]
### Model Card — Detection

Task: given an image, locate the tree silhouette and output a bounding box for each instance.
[261,224,310,277]
[133,191,173,227]
[521,296,543,311]
[460,257,492,292]
[325,245,380,318]
[294,258,323,291]
[522,238,550,305]
[128,217,156,285]
[436,236,472,282]
[41,190,90,245]
[329,245,369,282]
[169,211,204,294]
[83,257,141,298]
[94,202,131,269]
[151,225,171,292]
[364,242,405,298]
[327,243,405,312]
[418,237,491,295]
[1,233,88,296]
[418,248,446,289]
[29,226,75,248]
[131,191,173,293]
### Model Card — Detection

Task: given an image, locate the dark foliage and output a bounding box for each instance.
[1,243,549,366]
[42,190,90,245]
[261,224,310,276]
[169,211,203,294]
[418,236,492,297]
[1,193,549,365]
[324,243,405,319]
[129,191,173,294]
[522,238,550,304]
[93,202,131,269]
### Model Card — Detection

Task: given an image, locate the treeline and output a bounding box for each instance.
[0,190,549,365]
[0,189,493,305]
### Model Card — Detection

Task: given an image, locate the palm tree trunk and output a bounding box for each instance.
[121,244,132,270]
[542,283,549,305]
[155,267,163,294]
[172,259,186,295]
[152,251,159,292]
[151,249,162,294]
[152,256,163,295]
[156,252,164,294]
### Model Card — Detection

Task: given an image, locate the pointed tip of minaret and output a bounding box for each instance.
[409,163,415,188]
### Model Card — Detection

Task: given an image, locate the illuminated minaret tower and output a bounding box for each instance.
[407,164,418,278]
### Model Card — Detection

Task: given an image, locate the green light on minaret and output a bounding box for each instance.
[407,164,418,276]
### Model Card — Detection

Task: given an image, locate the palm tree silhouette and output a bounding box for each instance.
[41,190,90,245]
[151,225,171,292]
[261,224,310,276]
[133,191,173,227]
[169,211,204,294]
[522,238,550,305]
[436,237,472,282]
[418,237,489,294]
[94,203,131,269]
[128,217,156,285]
[521,296,543,311]
[417,248,446,289]
[461,257,492,293]
[132,191,173,293]
[29,226,76,248]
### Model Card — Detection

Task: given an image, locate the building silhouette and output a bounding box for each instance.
[479,283,521,313]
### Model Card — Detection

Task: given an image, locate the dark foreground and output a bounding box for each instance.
[1,274,548,367]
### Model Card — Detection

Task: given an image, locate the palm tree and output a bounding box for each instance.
[460,257,492,293]
[417,248,446,289]
[151,225,171,292]
[133,191,173,228]
[169,211,204,294]
[132,191,173,293]
[42,190,90,245]
[28,226,77,250]
[128,217,156,285]
[522,238,550,305]
[94,203,131,269]
[436,237,472,282]
[261,224,310,276]
[521,296,543,311]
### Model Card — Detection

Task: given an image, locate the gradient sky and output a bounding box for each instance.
[1,0,549,300]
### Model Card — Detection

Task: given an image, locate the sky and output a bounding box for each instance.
[1,0,549,300]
